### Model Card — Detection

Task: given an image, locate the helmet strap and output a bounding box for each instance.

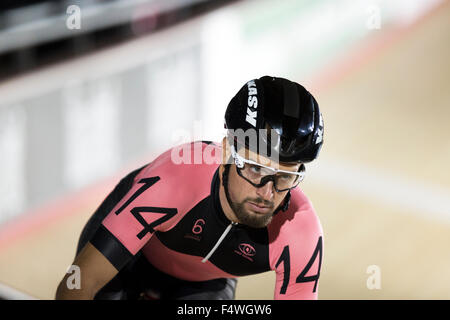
[280,190,291,212]
[221,164,240,223]
[221,164,230,190]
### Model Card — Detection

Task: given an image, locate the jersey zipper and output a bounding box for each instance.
[201,221,238,263]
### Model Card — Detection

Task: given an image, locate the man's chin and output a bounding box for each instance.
[238,210,274,228]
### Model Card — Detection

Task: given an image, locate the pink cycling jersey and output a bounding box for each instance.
[90,141,323,299]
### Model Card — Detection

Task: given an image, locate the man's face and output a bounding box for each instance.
[224,148,301,228]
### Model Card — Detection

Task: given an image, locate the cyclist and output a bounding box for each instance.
[55,75,324,300]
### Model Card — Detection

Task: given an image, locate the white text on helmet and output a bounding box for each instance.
[245,80,258,127]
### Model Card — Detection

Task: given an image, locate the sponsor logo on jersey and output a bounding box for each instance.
[239,243,256,256]
[245,80,258,127]
[234,243,256,262]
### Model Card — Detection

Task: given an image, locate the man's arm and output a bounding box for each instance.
[269,191,324,300]
[273,235,323,300]
[55,242,118,300]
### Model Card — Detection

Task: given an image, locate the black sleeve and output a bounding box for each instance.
[90,224,134,271]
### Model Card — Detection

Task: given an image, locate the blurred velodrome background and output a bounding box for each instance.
[0,0,449,299]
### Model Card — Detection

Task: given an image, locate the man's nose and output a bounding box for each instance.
[256,181,274,201]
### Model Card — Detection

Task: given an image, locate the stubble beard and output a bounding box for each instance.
[222,165,276,228]
[230,198,275,228]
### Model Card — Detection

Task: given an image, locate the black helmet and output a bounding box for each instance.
[224,76,324,163]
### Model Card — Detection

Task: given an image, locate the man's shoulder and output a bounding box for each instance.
[269,187,322,238]
[103,141,221,236]
[268,188,323,300]
[289,188,320,221]
[134,140,221,196]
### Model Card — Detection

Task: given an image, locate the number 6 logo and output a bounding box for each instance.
[192,219,205,234]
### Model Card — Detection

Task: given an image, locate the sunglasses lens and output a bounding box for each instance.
[238,163,301,190]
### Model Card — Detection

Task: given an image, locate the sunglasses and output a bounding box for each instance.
[230,145,305,192]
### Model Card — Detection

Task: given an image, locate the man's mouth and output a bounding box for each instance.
[247,201,272,213]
